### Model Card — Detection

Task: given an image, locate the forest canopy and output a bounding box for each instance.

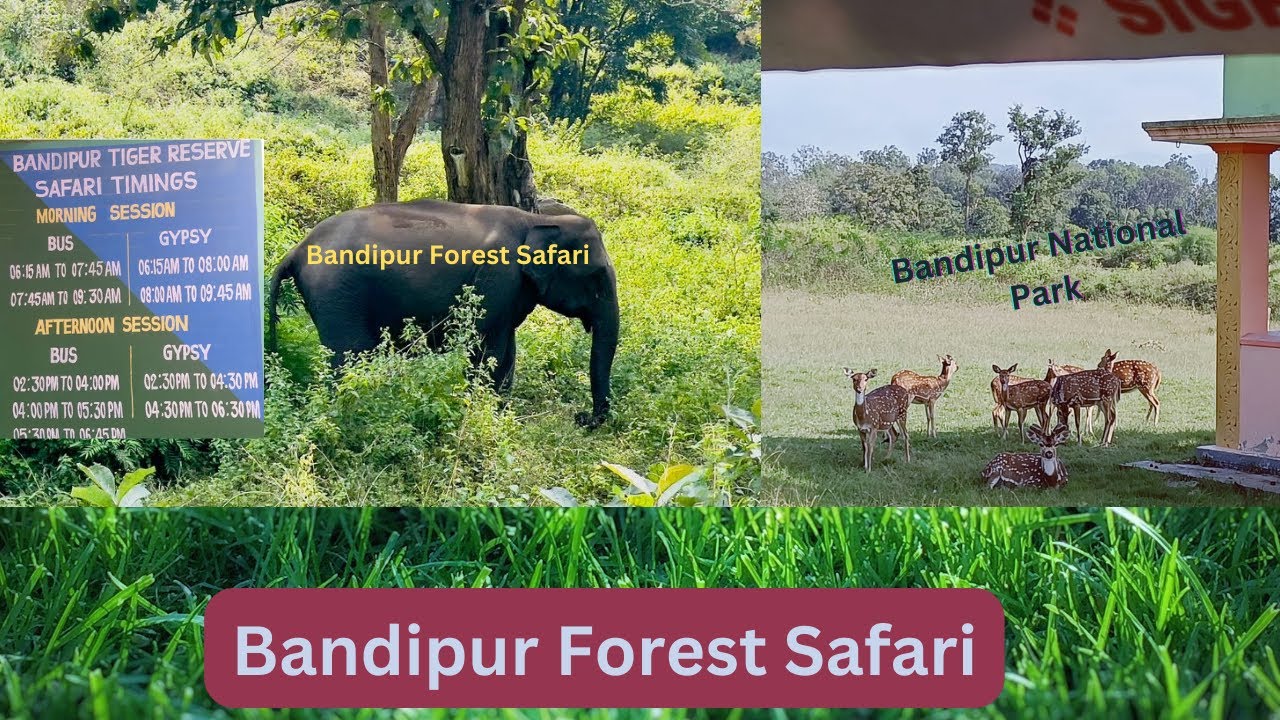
[761,107,1280,242]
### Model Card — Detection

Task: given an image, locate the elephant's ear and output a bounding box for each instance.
[521,224,563,296]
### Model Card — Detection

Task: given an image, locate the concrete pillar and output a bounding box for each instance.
[1209,143,1275,449]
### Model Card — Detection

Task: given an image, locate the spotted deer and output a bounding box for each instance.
[1101,356,1162,424]
[891,354,958,438]
[1045,360,1095,435]
[981,423,1071,489]
[844,368,911,472]
[1052,349,1121,446]
[992,365,1051,441]
[990,371,1035,433]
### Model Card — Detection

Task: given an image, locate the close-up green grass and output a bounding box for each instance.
[760,287,1278,507]
[3,507,1280,718]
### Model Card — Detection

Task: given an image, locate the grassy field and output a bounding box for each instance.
[3,507,1279,718]
[762,287,1280,507]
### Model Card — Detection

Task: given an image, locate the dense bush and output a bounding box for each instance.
[582,83,757,159]
[763,217,1261,318]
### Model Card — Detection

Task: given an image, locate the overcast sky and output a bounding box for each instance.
[763,56,1228,180]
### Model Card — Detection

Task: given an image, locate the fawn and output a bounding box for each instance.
[1045,360,1095,435]
[844,368,911,472]
[992,364,1052,441]
[891,354,958,438]
[1100,356,1162,424]
[1051,349,1121,446]
[981,423,1071,489]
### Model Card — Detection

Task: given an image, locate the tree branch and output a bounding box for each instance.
[393,76,439,163]
[403,20,446,77]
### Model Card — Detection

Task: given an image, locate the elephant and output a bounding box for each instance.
[267,198,619,429]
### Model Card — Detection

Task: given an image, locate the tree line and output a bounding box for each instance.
[48,0,758,208]
[764,106,1280,242]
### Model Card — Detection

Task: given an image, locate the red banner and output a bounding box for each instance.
[204,588,1005,709]
[764,0,1280,70]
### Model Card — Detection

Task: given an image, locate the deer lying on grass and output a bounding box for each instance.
[844,368,911,472]
[1051,349,1121,446]
[891,354,958,438]
[1046,360,1094,435]
[992,364,1051,441]
[981,423,1071,489]
[1102,356,1162,424]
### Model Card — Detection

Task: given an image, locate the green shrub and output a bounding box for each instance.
[717,59,761,104]
[765,218,1235,318]
[0,437,211,500]
[582,84,756,158]
[206,292,525,506]
[1175,226,1217,265]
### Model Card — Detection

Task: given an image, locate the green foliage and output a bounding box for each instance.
[1177,225,1217,265]
[764,108,1241,250]
[546,0,759,122]
[70,464,154,508]
[542,402,761,507]
[1007,105,1089,237]
[204,293,527,506]
[937,110,1001,233]
[0,435,206,501]
[581,83,755,158]
[0,0,84,85]
[711,59,760,104]
[763,218,1235,319]
[969,194,1010,236]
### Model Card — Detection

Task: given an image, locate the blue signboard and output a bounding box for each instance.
[0,139,265,439]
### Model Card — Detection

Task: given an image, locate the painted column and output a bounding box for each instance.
[1210,143,1274,449]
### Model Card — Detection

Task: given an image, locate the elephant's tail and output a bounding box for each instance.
[267,248,297,355]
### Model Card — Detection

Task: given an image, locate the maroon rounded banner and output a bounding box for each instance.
[203,588,1005,709]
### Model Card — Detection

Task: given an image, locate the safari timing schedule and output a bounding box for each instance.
[0,139,266,440]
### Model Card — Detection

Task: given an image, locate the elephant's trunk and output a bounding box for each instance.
[584,282,619,428]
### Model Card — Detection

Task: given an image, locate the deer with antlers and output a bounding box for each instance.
[981,423,1071,489]
[844,368,911,472]
[892,354,958,438]
[992,364,1052,441]
[1045,360,1095,435]
[1101,356,1162,424]
[1051,349,1121,446]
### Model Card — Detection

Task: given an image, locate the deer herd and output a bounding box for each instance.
[842,349,1163,489]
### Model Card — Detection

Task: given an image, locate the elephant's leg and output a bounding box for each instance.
[494,340,517,394]
[315,320,380,372]
[481,330,518,394]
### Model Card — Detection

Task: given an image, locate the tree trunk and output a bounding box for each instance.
[369,14,399,203]
[439,0,538,210]
[440,0,493,205]
[962,173,972,235]
[370,12,442,204]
